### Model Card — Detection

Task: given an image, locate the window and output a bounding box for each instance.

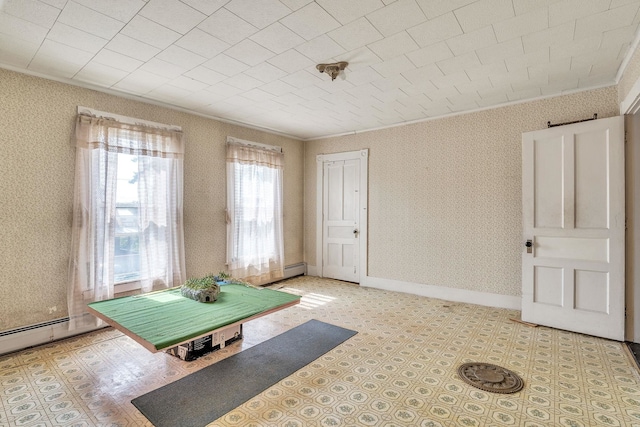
[114,154,140,283]
[226,137,284,285]
[68,110,186,329]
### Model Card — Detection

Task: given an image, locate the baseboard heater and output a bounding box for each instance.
[284,262,306,278]
[0,315,103,356]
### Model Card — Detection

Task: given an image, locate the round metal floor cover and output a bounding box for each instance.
[457,362,524,394]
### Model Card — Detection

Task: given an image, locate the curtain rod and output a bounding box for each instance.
[227,136,282,153]
[77,106,182,131]
[547,113,597,128]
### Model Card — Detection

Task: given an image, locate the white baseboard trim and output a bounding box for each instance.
[0,316,104,356]
[306,264,318,277]
[361,275,521,310]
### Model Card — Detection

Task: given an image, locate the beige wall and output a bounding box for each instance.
[304,86,620,297]
[0,69,303,331]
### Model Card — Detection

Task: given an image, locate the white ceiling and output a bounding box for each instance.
[1,0,639,140]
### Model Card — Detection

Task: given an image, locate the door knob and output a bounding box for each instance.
[353,229,359,236]
[525,239,532,254]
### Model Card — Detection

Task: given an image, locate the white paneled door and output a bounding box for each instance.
[322,158,360,283]
[521,116,625,341]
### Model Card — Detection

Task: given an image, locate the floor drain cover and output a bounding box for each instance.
[457,362,524,394]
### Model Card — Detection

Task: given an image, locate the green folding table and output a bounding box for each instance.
[87,283,301,353]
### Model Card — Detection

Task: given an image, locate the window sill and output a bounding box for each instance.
[114,280,143,294]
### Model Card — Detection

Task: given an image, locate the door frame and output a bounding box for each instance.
[316,149,368,282]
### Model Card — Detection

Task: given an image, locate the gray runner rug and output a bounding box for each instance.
[131,319,358,427]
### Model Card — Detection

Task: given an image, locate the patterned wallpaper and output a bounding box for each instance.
[0,68,303,331]
[304,86,620,297]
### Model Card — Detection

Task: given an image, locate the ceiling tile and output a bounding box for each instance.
[105,34,160,62]
[37,39,94,65]
[113,69,170,94]
[224,73,263,90]
[0,33,39,68]
[340,47,382,70]
[316,0,385,24]
[368,31,419,60]
[268,49,315,72]
[574,3,639,39]
[436,51,481,75]
[240,88,276,102]
[371,54,415,77]
[198,7,258,45]
[282,69,324,88]
[371,75,411,91]
[279,0,314,10]
[454,0,514,33]
[493,6,548,43]
[139,0,207,35]
[250,22,305,54]
[431,71,471,89]
[202,54,250,76]
[406,42,453,67]
[0,13,47,44]
[295,35,347,62]
[521,21,574,53]
[505,48,549,71]
[243,62,288,83]
[57,2,125,39]
[293,85,330,101]
[28,54,84,78]
[73,61,129,87]
[40,0,68,8]
[121,16,182,50]
[602,25,639,50]
[260,80,296,95]
[175,28,230,58]
[465,62,508,80]
[2,0,60,28]
[169,75,210,92]
[342,66,383,85]
[207,81,245,98]
[366,0,427,36]
[477,92,508,106]
[156,45,208,68]
[183,66,227,85]
[224,39,276,66]
[316,77,355,94]
[46,23,108,54]
[407,12,463,48]
[476,38,524,65]
[225,0,291,29]
[401,63,443,83]
[280,2,341,40]
[147,84,193,102]
[328,16,383,51]
[180,0,228,15]
[512,0,563,15]
[550,35,601,61]
[454,77,493,94]
[181,90,221,107]
[414,0,477,19]
[73,0,146,22]
[140,58,189,79]
[445,26,497,56]
[549,0,610,27]
[93,49,144,72]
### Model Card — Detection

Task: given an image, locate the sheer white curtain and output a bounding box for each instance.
[68,114,186,329]
[226,139,284,285]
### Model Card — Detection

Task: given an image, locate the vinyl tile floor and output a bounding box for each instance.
[2,276,640,426]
